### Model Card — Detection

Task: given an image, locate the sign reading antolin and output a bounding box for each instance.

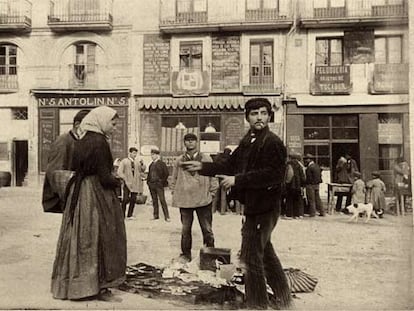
[37,95,128,107]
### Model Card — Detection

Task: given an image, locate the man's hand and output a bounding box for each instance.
[180,160,202,171]
[216,175,235,190]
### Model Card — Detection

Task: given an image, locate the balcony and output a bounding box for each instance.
[159,0,293,33]
[48,0,113,32]
[241,63,283,95]
[369,63,408,94]
[0,0,31,32]
[0,73,18,92]
[299,0,408,28]
[68,64,98,89]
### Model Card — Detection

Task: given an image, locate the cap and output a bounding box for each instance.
[244,98,272,119]
[289,152,302,160]
[303,153,315,160]
[184,133,198,141]
[354,172,362,178]
[150,148,160,155]
[371,171,380,178]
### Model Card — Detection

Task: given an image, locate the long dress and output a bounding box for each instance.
[51,131,127,300]
[351,179,366,204]
[366,178,387,211]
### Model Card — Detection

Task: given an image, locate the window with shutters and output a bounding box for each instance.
[179,41,202,70]
[315,38,343,66]
[72,42,97,88]
[250,40,273,85]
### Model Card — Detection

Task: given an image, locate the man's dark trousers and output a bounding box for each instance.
[306,184,325,216]
[240,204,290,309]
[148,182,169,220]
[179,203,214,260]
[121,185,137,218]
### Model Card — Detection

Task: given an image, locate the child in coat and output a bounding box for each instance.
[366,171,386,217]
[351,172,366,204]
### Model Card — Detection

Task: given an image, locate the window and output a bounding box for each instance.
[177,0,207,13]
[179,41,202,70]
[11,107,27,120]
[250,40,273,85]
[375,36,402,64]
[0,44,17,76]
[247,0,278,10]
[378,113,403,170]
[316,38,343,66]
[74,42,96,84]
[304,144,330,169]
[314,0,345,8]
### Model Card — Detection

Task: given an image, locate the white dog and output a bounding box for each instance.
[343,203,379,223]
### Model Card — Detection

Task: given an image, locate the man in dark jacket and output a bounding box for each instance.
[303,153,325,217]
[181,98,292,310]
[147,148,170,221]
[42,109,90,213]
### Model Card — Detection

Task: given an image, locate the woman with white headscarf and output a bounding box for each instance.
[51,106,126,302]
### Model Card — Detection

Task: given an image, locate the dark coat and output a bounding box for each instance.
[42,130,77,213]
[147,159,169,187]
[200,127,287,215]
[305,162,322,185]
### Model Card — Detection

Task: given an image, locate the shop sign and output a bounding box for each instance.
[36,95,128,107]
[370,64,409,94]
[378,123,402,144]
[312,65,351,95]
[171,69,210,96]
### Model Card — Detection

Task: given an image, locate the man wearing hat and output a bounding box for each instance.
[303,153,325,217]
[285,152,306,219]
[147,148,170,221]
[42,109,90,213]
[170,133,218,262]
[181,98,292,309]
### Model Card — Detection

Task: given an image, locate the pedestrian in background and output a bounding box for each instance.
[147,148,170,221]
[181,98,292,310]
[367,171,386,217]
[285,152,306,219]
[118,147,146,219]
[304,153,325,217]
[171,133,218,263]
[334,155,352,211]
[51,106,126,302]
[351,171,366,204]
[42,109,90,213]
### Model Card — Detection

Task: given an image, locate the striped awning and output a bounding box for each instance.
[137,95,282,110]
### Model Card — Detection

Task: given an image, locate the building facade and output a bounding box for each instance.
[0,0,409,195]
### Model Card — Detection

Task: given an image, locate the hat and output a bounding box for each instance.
[371,171,380,178]
[289,151,302,160]
[303,153,314,160]
[150,148,160,155]
[184,133,198,141]
[354,172,362,178]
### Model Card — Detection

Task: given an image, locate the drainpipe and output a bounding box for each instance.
[282,0,298,144]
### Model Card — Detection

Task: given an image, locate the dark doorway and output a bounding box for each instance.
[13,140,28,186]
[331,143,360,181]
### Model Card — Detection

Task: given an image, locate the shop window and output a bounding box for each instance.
[375,36,403,64]
[304,144,330,169]
[378,113,403,170]
[73,42,96,86]
[315,38,343,66]
[0,44,17,76]
[304,115,329,140]
[11,107,27,120]
[161,115,199,153]
[179,41,202,70]
[250,40,273,85]
[332,115,358,139]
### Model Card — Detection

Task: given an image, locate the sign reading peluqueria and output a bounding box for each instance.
[311,65,352,95]
[36,95,128,107]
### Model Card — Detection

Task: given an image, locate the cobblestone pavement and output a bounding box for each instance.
[0,185,412,310]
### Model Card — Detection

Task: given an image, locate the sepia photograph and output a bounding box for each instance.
[0,0,412,309]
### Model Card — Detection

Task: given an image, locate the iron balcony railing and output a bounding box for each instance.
[48,0,112,25]
[299,0,408,19]
[0,0,31,30]
[68,64,98,89]
[160,0,292,28]
[0,71,18,92]
[241,63,283,94]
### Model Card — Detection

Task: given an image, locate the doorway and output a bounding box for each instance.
[331,143,360,181]
[13,140,28,186]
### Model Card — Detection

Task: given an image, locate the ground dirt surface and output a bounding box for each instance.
[0,186,412,310]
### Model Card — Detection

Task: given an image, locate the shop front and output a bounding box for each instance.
[33,90,130,173]
[137,95,284,171]
[285,97,410,195]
